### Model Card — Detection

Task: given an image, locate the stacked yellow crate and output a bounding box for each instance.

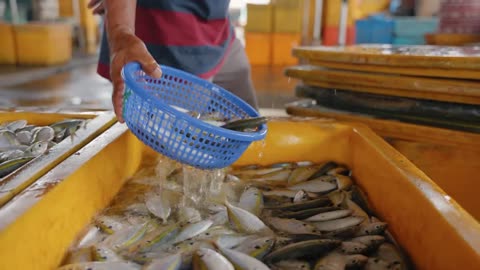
[244,3,274,65]
[14,22,72,66]
[244,0,302,66]
[272,0,302,65]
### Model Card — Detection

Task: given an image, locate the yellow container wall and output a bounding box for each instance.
[0,23,17,64]
[14,23,72,66]
[245,4,274,33]
[0,119,478,270]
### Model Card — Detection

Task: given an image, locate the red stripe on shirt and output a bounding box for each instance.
[135,7,231,47]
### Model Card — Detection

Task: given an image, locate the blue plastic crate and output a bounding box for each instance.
[355,15,394,44]
[393,17,438,37]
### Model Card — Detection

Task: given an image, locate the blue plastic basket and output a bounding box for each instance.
[121,62,267,169]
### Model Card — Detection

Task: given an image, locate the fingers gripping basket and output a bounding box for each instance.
[121,62,267,169]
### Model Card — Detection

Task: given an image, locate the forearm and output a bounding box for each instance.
[104,0,137,51]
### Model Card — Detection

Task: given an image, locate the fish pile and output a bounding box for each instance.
[59,159,411,270]
[170,105,267,132]
[0,119,87,178]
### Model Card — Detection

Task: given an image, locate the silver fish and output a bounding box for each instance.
[193,247,234,270]
[145,191,171,224]
[314,252,368,270]
[272,260,311,270]
[355,222,388,236]
[225,200,270,234]
[15,130,32,145]
[214,234,251,249]
[334,175,353,190]
[24,141,49,157]
[314,216,365,232]
[364,258,391,270]
[304,210,353,222]
[263,239,341,263]
[92,244,122,262]
[0,130,20,148]
[0,149,24,162]
[30,126,55,143]
[265,217,318,234]
[173,219,213,244]
[374,243,408,270]
[288,166,323,184]
[263,189,318,200]
[238,186,264,216]
[219,246,270,270]
[339,241,368,254]
[288,178,337,193]
[0,156,34,178]
[177,207,202,224]
[5,120,27,132]
[143,254,182,270]
[234,236,275,259]
[351,235,385,252]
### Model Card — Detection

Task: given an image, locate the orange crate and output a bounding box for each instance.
[272,33,300,65]
[245,32,272,66]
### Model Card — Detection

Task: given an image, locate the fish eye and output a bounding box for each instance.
[373,259,379,263]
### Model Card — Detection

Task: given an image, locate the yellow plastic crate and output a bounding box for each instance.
[14,22,72,66]
[245,32,272,66]
[0,118,478,270]
[0,23,17,65]
[245,3,274,33]
[273,5,302,33]
[0,111,116,207]
[272,33,300,65]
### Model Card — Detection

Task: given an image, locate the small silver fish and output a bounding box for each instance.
[288,177,337,193]
[339,241,368,254]
[173,219,213,244]
[225,200,270,234]
[263,239,341,263]
[314,252,368,270]
[143,254,182,270]
[272,260,311,270]
[265,217,318,235]
[219,246,270,270]
[314,216,365,232]
[193,247,234,270]
[304,210,353,222]
[234,236,275,259]
[30,126,55,143]
[355,222,388,236]
[238,186,264,216]
[24,141,49,157]
[145,191,171,224]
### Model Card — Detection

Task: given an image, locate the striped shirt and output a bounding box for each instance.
[98,0,234,80]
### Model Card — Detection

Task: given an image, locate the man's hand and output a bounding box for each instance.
[109,27,162,123]
[87,0,105,15]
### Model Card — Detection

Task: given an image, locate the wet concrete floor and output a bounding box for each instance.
[0,62,300,113]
